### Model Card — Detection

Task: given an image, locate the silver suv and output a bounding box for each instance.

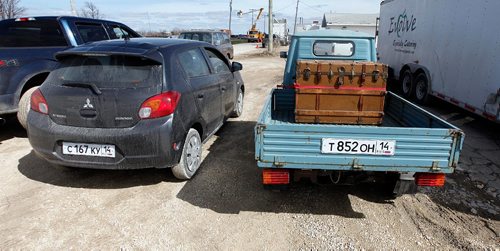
[179,30,234,59]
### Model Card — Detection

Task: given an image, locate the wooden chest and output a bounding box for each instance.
[295,60,388,88]
[295,88,386,125]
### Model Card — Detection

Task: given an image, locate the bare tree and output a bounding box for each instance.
[79,1,102,19]
[0,0,26,20]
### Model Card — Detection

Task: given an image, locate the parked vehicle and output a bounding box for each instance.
[27,38,245,179]
[255,30,464,196]
[0,16,141,128]
[261,34,280,49]
[377,0,500,122]
[179,30,234,59]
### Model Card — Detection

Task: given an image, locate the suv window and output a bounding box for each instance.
[109,25,134,39]
[180,32,212,43]
[46,55,162,89]
[205,49,230,74]
[0,19,68,47]
[76,23,109,43]
[222,33,230,44]
[178,48,210,78]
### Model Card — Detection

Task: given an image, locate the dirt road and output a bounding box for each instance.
[0,43,498,249]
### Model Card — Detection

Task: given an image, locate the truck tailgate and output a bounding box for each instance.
[255,89,464,173]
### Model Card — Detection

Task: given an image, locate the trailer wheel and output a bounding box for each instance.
[400,70,413,98]
[414,73,430,104]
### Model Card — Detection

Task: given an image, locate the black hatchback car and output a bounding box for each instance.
[27,38,244,179]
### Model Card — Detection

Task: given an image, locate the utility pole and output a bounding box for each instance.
[70,0,77,16]
[293,0,299,34]
[268,0,273,53]
[229,0,232,33]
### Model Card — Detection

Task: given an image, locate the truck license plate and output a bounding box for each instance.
[321,138,396,156]
[62,142,115,158]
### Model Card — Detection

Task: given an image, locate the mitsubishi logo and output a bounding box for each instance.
[83,98,94,109]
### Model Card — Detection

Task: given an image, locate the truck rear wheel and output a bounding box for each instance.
[17,87,38,129]
[414,73,430,104]
[400,70,413,98]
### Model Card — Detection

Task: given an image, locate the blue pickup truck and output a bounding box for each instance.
[0,16,140,128]
[255,30,464,196]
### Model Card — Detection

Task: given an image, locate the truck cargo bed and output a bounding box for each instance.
[255,88,464,173]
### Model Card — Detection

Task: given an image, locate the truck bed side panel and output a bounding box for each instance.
[255,89,463,173]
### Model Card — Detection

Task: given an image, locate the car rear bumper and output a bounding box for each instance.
[27,111,181,169]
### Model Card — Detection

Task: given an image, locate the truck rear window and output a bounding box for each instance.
[47,55,162,89]
[0,19,68,47]
[313,41,354,57]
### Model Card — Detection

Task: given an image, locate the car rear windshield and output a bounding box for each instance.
[0,19,68,47]
[46,55,163,89]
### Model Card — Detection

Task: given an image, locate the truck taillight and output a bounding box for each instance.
[139,91,180,119]
[262,169,290,185]
[415,173,446,187]
[30,89,49,115]
[15,17,35,22]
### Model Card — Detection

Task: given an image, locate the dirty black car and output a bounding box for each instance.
[27,38,244,179]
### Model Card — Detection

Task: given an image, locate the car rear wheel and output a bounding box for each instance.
[231,89,244,118]
[400,69,413,98]
[17,86,38,129]
[172,128,202,180]
[414,73,430,104]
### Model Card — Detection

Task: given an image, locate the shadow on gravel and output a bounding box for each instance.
[18,151,180,189]
[177,120,395,218]
[0,115,27,143]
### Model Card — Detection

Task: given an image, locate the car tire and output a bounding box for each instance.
[414,72,430,105]
[400,69,413,99]
[172,128,202,180]
[231,89,244,118]
[17,86,38,129]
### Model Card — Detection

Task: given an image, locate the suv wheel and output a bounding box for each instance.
[17,87,38,129]
[172,128,202,180]
[231,89,244,118]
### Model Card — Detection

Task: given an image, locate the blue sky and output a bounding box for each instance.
[22,0,381,34]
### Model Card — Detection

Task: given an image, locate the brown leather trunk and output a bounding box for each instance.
[295,60,388,88]
[295,88,386,125]
[294,60,388,125]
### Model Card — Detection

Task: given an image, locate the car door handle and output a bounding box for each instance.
[221,87,227,91]
[197,94,204,99]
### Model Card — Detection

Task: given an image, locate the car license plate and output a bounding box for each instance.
[321,138,396,156]
[62,142,115,158]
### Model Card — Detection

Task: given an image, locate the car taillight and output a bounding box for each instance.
[262,169,290,185]
[0,59,19,67]
[139,91,180,119]
[15,17,35,22]
[30,89,49,115]
[415,173,446,187]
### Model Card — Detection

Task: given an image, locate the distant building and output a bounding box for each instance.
[321,13,378,35]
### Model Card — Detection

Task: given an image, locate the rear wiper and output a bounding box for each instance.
[62,82,102,95]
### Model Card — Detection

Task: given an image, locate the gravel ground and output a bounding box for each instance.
[0,43,498,249]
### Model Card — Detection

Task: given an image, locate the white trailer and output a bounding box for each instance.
[377,0,500,122]
[273,19,289,46]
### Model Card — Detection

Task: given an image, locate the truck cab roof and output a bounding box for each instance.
[294,29,374,39]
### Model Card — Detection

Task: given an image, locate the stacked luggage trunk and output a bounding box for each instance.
[294,60,389,125]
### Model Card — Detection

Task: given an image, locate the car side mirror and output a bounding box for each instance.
[215,40,221,46]
[231,62,243,72]
[280,51,288,58]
